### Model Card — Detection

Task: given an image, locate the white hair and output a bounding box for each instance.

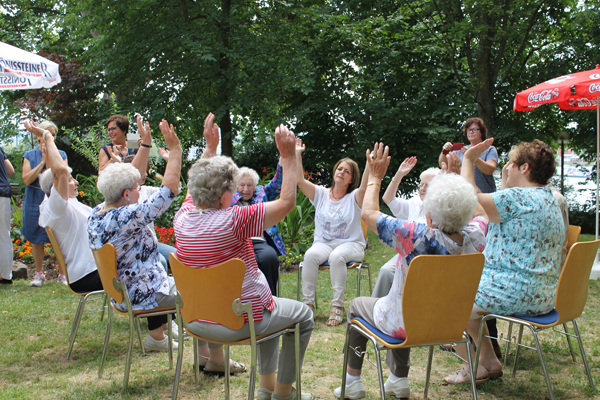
[188,156,239,208]
[97,163,140,204]
[38,120,59,134]
[39,167,72,196]
[420,167,441,182]
[237,167,259,186]
[422,173,478,234]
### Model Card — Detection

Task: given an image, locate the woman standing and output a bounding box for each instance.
[0,145,15,284]
[98,115,138,172]
[22,120,67,287]
[296,138,368,327]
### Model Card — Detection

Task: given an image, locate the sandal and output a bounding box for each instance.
[484,366,503,380]
[203,359,247,376]
[193,355,210,372]
[327,307,344,327]
[444,366,489,386]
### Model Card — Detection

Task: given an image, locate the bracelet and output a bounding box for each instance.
[391,180,400,185]
[367,181,381,187]
[140,143,152,148]
[43,130,51,140]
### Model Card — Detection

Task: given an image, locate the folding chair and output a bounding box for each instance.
[169,255,302,400]
[566,224,581,251]
[297,219,372,305]
[92,243,176,394]
[45,226,107,360]
[341,253,485,399]
[475,239,600,400]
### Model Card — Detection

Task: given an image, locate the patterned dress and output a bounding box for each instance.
[373,214,488,339]
[475,186,564,316]
[87,186,175,310]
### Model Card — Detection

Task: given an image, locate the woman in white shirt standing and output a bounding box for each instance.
[296,138,368,327]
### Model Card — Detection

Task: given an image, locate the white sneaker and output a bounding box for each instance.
[271,387,312,400]
[384,376,410,398]
[144,334,179,352]
[334,379,366,399]
[57,274,68,285]
[164,322,181,340]
[30,271,45,287]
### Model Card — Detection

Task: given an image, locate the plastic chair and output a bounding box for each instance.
[340,253,485,400]
[169,254,302,400]
[92,243,176,394]
[475,239,600,400]
[297,219,372,305]
[566,224,581,251]
[45,226,107,360]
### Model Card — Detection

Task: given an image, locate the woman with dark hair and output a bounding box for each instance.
[439,117,498,194]
[98,115,138,172]
[296,139,368,326]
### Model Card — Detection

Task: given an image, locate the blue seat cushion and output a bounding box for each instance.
[512,308,559,325]
[353,317,406,345]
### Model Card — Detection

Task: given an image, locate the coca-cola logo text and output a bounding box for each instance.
[590,83,600,94]
[528,89,560,104]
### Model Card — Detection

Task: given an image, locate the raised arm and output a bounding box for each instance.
[263,126,297,228]
[438,142,453,168]
[354,161,370,208]
[295,138,316,201]
[382,156,417,205]
[22,143,46,186]
[158,120,182,195]
[264,160,283,201]
[130,115,152,181]
[362,142,391,233]
[202,112,220,158]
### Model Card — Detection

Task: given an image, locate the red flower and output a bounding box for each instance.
[263,167,267,172]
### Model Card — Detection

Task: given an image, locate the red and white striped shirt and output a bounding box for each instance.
[173,196,274,323]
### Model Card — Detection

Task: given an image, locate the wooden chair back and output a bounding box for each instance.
[401,253,485,347]
[45,226,70,284]
[360,219,368,240]
[554,240,600,323]
[169,254,247,331]
[566,225,582,251]
[92,243,124,303]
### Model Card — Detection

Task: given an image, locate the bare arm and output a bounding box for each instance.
[382,156,417,205]
[361,142,391,233]
[476,193,500,223]
[202,113,220,158]
[4,159,14,177]
[22,146,46,186]
[295,138,316,201]
[263,125,297,228]
[500,161,510,189]
[473,158,497,175]
[438,142,453,168]
[130,115,152,181]
[354,162,369,208]
[158,120,182,195]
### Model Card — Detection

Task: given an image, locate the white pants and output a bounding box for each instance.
[0,197,12,280]
[301,241,365,308]
[371,254,399,298]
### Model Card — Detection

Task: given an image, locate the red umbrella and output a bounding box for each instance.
[514,65,600,239]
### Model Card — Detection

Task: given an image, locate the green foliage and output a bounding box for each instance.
[10,197,22,237]
[149,175,188,229]
[277,191,315,258]
[75,174,102,208]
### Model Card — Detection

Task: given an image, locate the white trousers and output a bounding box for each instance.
[371,254,399,298]
[0,197,12,280]
[301,241,365,308]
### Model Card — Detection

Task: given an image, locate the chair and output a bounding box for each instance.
[475,239,600,400]
[45,226,107,360]
[169,254,302,400]
[566,224,581,251]
[92,243,176,394]
[340,253,485,400]
[297,219,372,305]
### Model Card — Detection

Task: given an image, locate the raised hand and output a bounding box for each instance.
[442,142,453,153]
[136,114,152,145]
[366,142,390,180]
[159,119,181,151]
[295,137,305,155]
[275,124,296,159]
[203,112,219,156]
[24,120,45,141]
[442,152,462,174]
[158,148,170,161]
[396,156,417,179]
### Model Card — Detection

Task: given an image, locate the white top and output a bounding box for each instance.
[139,185,159,240]
[387,196,426,224]
[311,186,366,248]
[39,189,97,283]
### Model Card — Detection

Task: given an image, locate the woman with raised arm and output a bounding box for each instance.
[335,143,489,399]
[98,115,139,173]
[295,138,368,326]
[174,113,313,400]
[87,117,182,352]
[444,139,564,385]
[22,120,68,287]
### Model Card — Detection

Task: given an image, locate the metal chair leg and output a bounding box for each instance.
[100,293,108,321]
[511,325,524,378]
[529,327,555,400]
[172,315,185,400]
[193,338,199,384]
[356,266,361,297]
[67,296,87,360]
[295,324,301,398]
[572,319,596,391]
[225,345,231,400]
[366,264,372,294]
[465,335,478,400]
[504,321,513,366]
[340,325,352,400]
[297,263,302,301]
[562,322,577,362]
[99,306,113,378]
[167,314,173,369]
[424,345,434,399]
[135,318,145,355]
[122,313,135,394]
[373,342,385,400]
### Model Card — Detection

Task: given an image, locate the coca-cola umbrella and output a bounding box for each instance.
[0,41,61,90]
[514,65,600,238]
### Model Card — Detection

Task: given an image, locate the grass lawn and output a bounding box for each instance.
[1,229,600,399]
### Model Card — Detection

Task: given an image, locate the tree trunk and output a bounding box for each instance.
[218,0,232,156]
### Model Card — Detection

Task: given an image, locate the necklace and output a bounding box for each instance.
[330,191,345,201]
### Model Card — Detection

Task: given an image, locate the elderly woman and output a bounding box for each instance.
[88,118,181,352]
[372,159,440,297]
[174,113,313,400]
[0,144,15,284]
[22,120,68,287]
[334,143,488,399]
[230,162,285,295]
[296,139,368,326]
[444,138,564,384]
[98,115,139,172]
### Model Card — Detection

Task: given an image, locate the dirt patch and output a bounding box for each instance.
[23,253,60,281]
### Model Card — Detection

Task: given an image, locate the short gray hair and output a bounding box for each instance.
[422,173,478,234]
[420,167,440,182]
[38,120,59,135]
[97,163,140,204]
[40,167,72,197]
[188,156,239,208]
[237,167,259,186]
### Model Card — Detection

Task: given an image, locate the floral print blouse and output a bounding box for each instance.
[475,186,564,316]
[88,186,175,310]
[373,214,488,339]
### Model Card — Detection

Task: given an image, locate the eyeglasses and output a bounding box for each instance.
[107,127,118,132]
[467,128,481,133]
[131,183,141,191]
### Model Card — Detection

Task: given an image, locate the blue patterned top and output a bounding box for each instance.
[88,186,175,310]
[230,163,287,256]
[475,186,564,316]
[373,214,488,339]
